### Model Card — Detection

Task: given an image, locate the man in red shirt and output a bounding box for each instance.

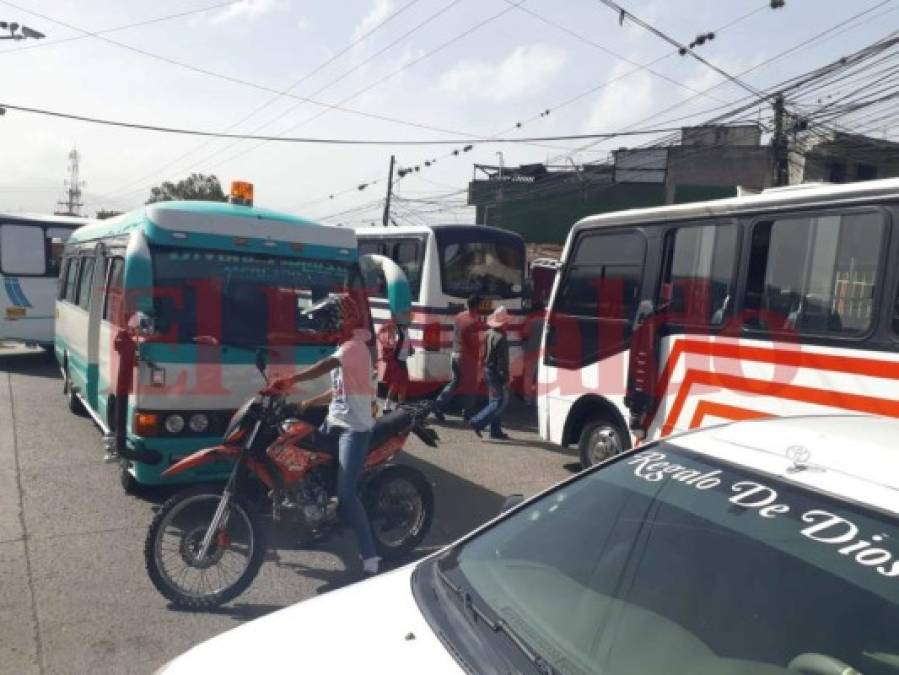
[432,294,482,422]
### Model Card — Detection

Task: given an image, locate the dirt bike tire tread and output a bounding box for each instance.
[365,465,434,561]
[144,485,266,611]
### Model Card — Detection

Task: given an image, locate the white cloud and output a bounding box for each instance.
[209,0,286,25]
[353,0,393,40]
[584,61,656,134]
[297,17,310,31]
[438,44,567,103]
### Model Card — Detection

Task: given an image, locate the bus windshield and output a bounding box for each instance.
[435,228,525,299]
[151,247,362,346]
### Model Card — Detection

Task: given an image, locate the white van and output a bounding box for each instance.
[0,212,86,346]
[157,414,899,674]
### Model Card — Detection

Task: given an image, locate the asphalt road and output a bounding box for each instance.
[0,343,575,675]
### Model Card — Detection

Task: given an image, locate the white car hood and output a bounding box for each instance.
[159,565,463,674]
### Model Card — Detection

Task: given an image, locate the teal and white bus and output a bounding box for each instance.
[55,189,365,490]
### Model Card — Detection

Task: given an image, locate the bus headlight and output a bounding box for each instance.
[164,414,185,434]
[188,413,209,434]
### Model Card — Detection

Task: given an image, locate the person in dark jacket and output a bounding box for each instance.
[470,306,511,440]
[432,294,483,421]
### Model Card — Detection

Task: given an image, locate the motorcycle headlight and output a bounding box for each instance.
[188,413,209,434]
[164,414,185,434]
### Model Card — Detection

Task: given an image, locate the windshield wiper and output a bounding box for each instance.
[437,566,558,675]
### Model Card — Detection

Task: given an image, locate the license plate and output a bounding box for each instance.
[5,307,26,319]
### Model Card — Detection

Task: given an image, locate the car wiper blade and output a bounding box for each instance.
[436,566,557,675]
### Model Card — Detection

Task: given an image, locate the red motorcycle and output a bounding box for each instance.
[144,350,438,610]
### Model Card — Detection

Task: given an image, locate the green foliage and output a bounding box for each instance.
[95,209,123,220]
[146,173,227,205]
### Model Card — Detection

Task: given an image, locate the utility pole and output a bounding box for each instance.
[55,147,85,217]
[382,154,395,227]
[772,93,789,187]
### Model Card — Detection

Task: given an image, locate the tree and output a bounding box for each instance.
[145,173,227,204]
[96,209,123,220]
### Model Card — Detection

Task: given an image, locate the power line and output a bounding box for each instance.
[157,0,468,183]
[595,0,771,102]
[97,0,428,201]
[0,101,692,144]
[504,0,731,105]
[0,0,246,55]
[289,0,776,219]
[0,0,484,138]
[194,0,544,175]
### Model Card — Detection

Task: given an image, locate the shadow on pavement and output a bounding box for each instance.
[0,347,61,379]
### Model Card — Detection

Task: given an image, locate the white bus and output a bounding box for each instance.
[0,212,86,347]
[357,224,527,396]
[540,178,899,468]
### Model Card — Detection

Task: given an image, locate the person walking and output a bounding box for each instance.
[264,295,381,576]
[470,306,512,440]
[432,293,483,422]
[381,319,412,412]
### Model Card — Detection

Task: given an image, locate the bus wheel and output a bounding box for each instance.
[578,418,628,469]
[64,365,87,417]
[120,465,140,496]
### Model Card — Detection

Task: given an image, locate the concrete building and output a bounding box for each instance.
[468,124,899,244]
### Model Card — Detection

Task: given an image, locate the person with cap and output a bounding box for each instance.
[470,306,512,440]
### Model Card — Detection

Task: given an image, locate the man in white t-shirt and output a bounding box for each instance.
[266,295,380,575]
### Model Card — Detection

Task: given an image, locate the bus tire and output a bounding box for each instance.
[120,465,140,496]
[578,417,629,469]
[64,363,87,417]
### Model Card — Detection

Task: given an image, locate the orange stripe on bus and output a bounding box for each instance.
[661,368,899,435]
[650,339,899,431]
[688,400,771,429]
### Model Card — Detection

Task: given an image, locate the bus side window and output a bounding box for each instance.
[550,231,645,367]
[358,240,387,296]
[76,257,96,310]
[103,258,125,323]
[0,224,46,275]
[658,223,738,327]
[744,211,884,336]
[46,228,72,278]
[62,257,80,303]
[393,239,422,299]
[58,257,70,300]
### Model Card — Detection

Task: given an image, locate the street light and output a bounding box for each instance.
[0,21,45,40]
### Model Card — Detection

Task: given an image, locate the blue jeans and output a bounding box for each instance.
[434,355,474,417]
[322,423,376,560]
[470,369,509,436]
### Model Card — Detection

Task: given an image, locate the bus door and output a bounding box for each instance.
[625,221,740,439]
[83,244,108,411]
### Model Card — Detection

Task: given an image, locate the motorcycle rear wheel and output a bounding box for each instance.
[145,485,266,610]
[365,465,433,560]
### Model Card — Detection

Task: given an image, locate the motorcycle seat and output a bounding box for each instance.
[302,410,412,456]
[369,410,412,450]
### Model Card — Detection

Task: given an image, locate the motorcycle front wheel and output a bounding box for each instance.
[365,465,433,560]
[144,485,266,610]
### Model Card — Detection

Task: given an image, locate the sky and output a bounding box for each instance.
[0,0,895,225]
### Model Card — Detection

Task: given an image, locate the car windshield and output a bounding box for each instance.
[151,246,362,346]
[436,231,524,299]
[437,443,899,675]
